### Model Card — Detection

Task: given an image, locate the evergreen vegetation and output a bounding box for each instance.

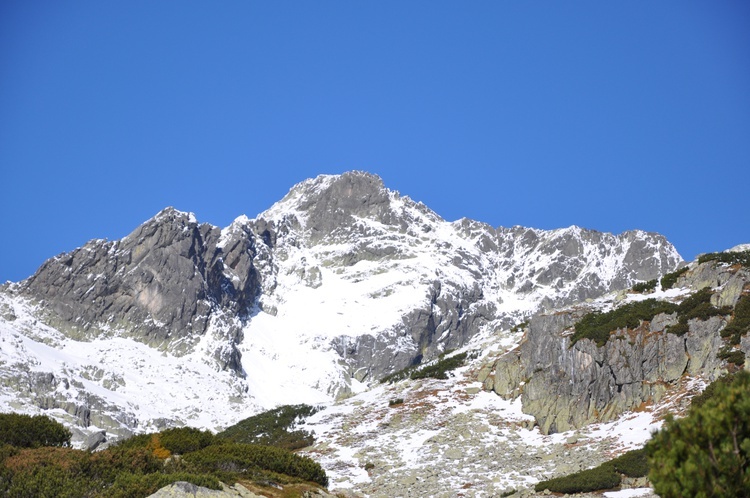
[666,287,731,337]
[0,443,219,497]
[691,372,740,408]
[720,294,750,346]
[631,279,657,293]
[160,427,216,454]
[572,287,731,347]
[184,442,327,486]
[0,413,71,448]
[410,352,468,380]
[534,448,648,494]
[217,404,319,450]
[0,411,329,497]
[698,250,750,268]
[647,371,750,497]
[660,267,689,290]
[380,351,468,383]
[571,299,678,346]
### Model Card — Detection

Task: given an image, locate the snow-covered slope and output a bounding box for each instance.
[0,171,682,451]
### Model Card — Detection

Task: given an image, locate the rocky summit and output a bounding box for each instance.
[2,170,726,496]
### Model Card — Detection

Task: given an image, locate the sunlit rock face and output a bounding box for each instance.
[0,170,682,441]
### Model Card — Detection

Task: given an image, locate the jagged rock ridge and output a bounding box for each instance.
[0,171,682,441]
[482,254,750,434]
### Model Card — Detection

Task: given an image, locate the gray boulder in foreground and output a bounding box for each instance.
[147,481,261,498]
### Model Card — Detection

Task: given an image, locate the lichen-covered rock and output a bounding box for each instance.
[147,481,263,498]
[489,258,747,434]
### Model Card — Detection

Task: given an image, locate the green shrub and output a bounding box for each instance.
[380,350,468,383]
[380,364,418,384]
[2,464,92,498]
[388,398,404,407]
[92,446,164,477]
[631,279,657,293]
[666,321,689,336]
[535,463,620,494]
[0,443,18,462]
[720,294,750,346]
[661,267,689,290]
[690,372,737,409]
[647,370,750,497]
[717,348,745,367]
[571,299,678,346]
[0,445,167,498]
[676,288,720,318]
[0,420,331,497]
[111,433,152,451]
[184,442,327,487]
[610,448,648,477]
[533,448,647,494]
[697,250,750,268]
[572,288,732,346]
[665,287,729,338]
[160,427,215,455]
[410,352,467,380]
[217,405,318,450]
[0,413,71,448]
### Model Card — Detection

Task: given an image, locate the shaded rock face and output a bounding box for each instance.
[15,171,682,385]
[19,208,262,371]
[486,260,750,434]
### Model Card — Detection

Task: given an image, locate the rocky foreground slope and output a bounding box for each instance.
[0,171,682,445]
[297,249,749,496]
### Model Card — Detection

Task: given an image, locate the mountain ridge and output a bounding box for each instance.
[0,171,684,448]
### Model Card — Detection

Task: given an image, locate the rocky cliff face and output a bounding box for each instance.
[245,172,682,382]
[0,171,684,441]
[482,255,750,434]
[18,208,261,372]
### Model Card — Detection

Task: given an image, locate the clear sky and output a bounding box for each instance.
[1,1,749,283]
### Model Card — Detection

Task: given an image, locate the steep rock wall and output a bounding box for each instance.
[483,259,750,434]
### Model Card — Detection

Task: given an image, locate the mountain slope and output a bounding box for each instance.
[298,249,749,496]
[0,171,682,447]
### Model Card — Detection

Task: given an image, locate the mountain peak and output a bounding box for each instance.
[149,206,198,225]
[259,171,401,243]
[0,170,689,459]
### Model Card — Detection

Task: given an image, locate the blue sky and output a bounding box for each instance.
[1,1,749,283]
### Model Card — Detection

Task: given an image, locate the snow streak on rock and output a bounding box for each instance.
[0,171,682,453]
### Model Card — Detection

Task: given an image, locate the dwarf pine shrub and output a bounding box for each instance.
[534,448,647,494]
[720,294,750,346]
[217,404,318,450]
[647,371,750,497]
[410,352,468,380]
[571,299,678,346]
[631,279,657,293]
[0,413,71,448]
[697,250,750,268]
[159,427,215,455]
[535,463,620,494]
[660,267,689,290]
[184,442,328,486]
